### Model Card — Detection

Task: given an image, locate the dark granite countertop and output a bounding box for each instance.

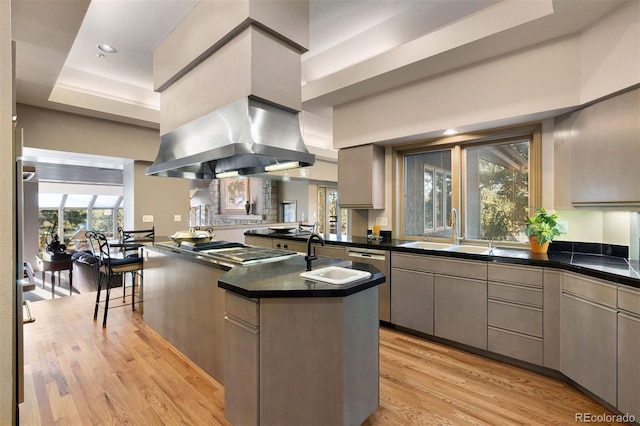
[244,229,640,289]
[149,242,385,298]
[218,256,385,298]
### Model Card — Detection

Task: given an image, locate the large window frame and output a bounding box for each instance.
[395,124,541,247]
[38,193,124,250]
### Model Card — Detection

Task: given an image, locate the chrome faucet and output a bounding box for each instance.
[305,233,325,271]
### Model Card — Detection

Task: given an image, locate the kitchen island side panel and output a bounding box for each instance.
[144,249,227,384]
[259,287,379,426]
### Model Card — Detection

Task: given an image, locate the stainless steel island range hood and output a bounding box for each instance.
[146,97,315,179]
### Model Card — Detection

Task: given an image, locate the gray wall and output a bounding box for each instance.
[280,180,309,222]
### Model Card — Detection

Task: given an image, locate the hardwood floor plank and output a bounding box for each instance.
[20,292,618,425]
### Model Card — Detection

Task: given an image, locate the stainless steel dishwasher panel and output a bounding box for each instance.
[348,248,390,322]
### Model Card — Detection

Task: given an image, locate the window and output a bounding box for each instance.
[464,139,530,242]
[37,186,124,250]
[403,150,452,238]
[398,125,540,245]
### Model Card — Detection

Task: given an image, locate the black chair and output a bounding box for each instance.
[117,226,155,257]
[114,227,154,302]
[86,231,144,327]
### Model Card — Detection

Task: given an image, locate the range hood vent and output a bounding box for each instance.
[146,98,315,179]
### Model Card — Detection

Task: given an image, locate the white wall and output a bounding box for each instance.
[123,161,190,237]
[333,36,582,148]
[0,0,15,421]
[579,1,640,103]
[333,3,639,148]
[23,180,39,267]
[17,104,160,161]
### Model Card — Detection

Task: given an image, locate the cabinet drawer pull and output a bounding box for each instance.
[225,315,260,334]
[562,292,618,313]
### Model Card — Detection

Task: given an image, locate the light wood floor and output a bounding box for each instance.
[20,291,618,425]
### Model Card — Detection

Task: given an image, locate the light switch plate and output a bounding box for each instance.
[174,215,182,222]
[142,215,154,223]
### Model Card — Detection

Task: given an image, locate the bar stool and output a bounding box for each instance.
[86,231,144,327]
[114,227,154,302]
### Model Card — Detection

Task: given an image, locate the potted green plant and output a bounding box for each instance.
[524,208,565,253]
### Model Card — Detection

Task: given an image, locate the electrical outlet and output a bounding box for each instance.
[379,216,388,226]
[174,215,182,222]
[142,215,154,223]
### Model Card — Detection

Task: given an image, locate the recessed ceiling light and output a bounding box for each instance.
[97,44,117,54]
[443,129,459,135]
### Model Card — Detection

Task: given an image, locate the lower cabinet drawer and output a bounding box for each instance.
[488,326,543,366]
[225,292,260,327]
[619,287,640,316]
[488,282,542,307]
[488,300,542,337]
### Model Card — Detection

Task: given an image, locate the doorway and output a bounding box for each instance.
[317,187,347,237]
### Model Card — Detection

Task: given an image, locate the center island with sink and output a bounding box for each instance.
[144,240,385,426]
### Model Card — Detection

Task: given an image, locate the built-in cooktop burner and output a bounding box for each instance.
[203,246,298,265]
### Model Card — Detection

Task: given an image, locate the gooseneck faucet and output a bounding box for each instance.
[305,233,325,271]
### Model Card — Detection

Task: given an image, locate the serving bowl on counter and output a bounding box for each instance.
[169,227,215,245]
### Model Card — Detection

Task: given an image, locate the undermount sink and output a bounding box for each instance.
[401,241,455,250]
[445,245,492,254]
[300,266,371,285]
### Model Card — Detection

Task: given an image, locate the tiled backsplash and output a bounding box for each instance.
[549,241,629,259]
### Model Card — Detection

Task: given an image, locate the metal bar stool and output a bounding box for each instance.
[113,226,154,303]
[86,231,144,327]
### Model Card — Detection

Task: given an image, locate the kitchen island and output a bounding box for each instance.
[144,242,385,426]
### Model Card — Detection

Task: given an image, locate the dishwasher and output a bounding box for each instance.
[347,247,390,323]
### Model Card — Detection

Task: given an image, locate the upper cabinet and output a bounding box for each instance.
[566,88,640,206]
[338,144,385,209]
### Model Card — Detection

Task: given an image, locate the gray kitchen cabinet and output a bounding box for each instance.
[543,269,561,370]
[144,249,228,384]
[435,274,487,349]
[618,287,640,420]
[223,282,380,425]
[245,235,271,248]
[560,273,617,406]
[393,255,490,350]
[391,253,487,339]
[315,244,346,259]
[390,253,436,332]
[391,267,434,335]
[487,263,543,365]
[569,88,640,206]
[272,238,306,253]
[338,144,385,208]
[224,292,260,426]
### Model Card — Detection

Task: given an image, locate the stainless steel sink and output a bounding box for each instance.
[300,266,371,285]
[400,241,455,250]
[445,245,492,254]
